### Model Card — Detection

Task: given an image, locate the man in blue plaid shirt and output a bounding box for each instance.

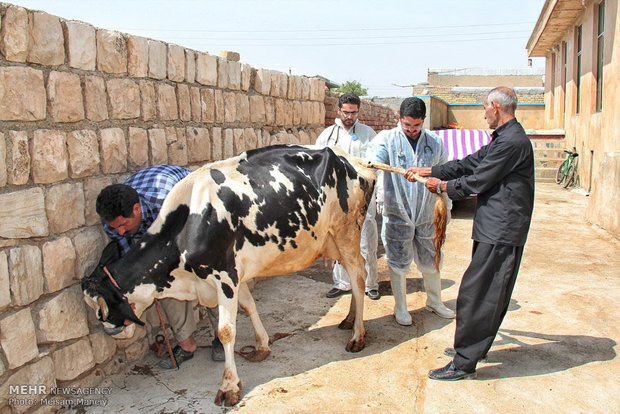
[96,164,223,368]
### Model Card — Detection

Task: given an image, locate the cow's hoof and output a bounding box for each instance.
[338,318,354,330]
[345,337,366,353]
[245,347,271,362]
[215,389,240,406]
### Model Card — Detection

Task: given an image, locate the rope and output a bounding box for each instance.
[154,298,177,369]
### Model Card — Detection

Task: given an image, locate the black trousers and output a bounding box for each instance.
[453,241,524,373]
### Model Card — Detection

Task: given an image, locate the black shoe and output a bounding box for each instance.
[211,337,225,362]
[428,361,476,381]
[326,288,350,298]
[443,347,488,363]
[159,345,194,369]
[365,289,381,300]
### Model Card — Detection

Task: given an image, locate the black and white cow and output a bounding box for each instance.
[81,144,376,406]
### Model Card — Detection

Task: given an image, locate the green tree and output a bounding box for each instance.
[335,80,368,96]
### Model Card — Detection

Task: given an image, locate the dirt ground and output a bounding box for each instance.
[80,183,619,413]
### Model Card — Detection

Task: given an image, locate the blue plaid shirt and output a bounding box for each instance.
[103,164,189,256]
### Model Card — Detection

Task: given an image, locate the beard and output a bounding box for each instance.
[342,118,355,127]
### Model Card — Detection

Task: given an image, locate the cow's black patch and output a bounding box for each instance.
[210,169,225,185]
[221,282,234,299]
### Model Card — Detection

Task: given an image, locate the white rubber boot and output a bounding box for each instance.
[423,271,455,319]
[389,268,412,326]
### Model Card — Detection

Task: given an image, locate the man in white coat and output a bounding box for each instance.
[315,93,380,300]
[367,97,455,325]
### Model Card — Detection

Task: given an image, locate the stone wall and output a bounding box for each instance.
[324,91,398,133]
[0,3,326,410]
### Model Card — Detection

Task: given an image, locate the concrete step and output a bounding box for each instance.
[536,167,560,181]
[534,148,567,159]
[535,158,563,170]
[530,139,566,149]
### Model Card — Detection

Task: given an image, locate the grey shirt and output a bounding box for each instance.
[432,119,535,246]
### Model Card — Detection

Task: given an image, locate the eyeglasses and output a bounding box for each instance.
[340,110,359,117]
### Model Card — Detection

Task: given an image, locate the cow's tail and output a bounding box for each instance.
[432,194,448,271]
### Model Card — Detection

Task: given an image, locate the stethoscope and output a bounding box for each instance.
[325,123,358,146]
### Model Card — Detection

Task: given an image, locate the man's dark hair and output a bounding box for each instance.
[399,97,426,119]
[96,184,140,222]
[338,93,361,108]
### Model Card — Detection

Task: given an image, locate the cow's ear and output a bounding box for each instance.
[99,241,121,266]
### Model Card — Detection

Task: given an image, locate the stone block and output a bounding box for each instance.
[283,101,293,126]
[107,78,140,119]
[214,89,225,123]
[88,331,116,364]
[249,95,265,124]
[42,237,76,293]
[301,77,311,100]
[211,127,222,161]
[9,245,43,306]
[46,182,85,234]
[139,80,156,121]
[84,75,108,121]
[293,101,302,126]
[299,129,311,145]
[0,308,39,369]
[52,338,95,381]
[279,73,289,99]
[232,128,244,154]
[156,83,178,120]
[1,5,28,62]
[168,127,188,166]
[224,91,236,123]
[67,129,100,178]
[27,11,64,65]
[223,129,234,158]
[236,93,250,123]
[0,132,5,187]
[0,252,9,309]
[254,69,271,95]
[0,188,47,238]
[128,127,148,169]
[275,98,285,126]
[185,127,210,163]
[240,63,252,91]
[0,66,46,121]
[200,88,215,123]
[219,50,240,61]
[148,40,166,79]
[124,337,149,361]
[264,97,275,124]
[73,227,105,277]
[127,35,148,77]
[244,128,258,151]
[195,53,217,86]
[148,128,168,165]
[228,61,241,91]
[47,71,84,122]
[99,128,127,174]
[64,20,96,70]
[113,324,146,349]
[36,286,89,343]
[0,357,55,408]
[189,86,201,122]
[167,44,185,82]
[83,176,112,226]
[31,129,68,184]
[287,75,298,100]
[96,29,127,74]
[185,49,195,83]
[177,84,191,121]
[217,57,229,89]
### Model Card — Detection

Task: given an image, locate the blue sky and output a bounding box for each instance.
[10,0,546,97]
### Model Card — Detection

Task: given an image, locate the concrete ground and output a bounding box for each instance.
[83,183,619,413]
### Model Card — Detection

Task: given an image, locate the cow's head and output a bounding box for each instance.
[81,243,145,338]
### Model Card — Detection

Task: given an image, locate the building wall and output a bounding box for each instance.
[0,4,329,408]
[539,0,619,237]
[427,68,545,87]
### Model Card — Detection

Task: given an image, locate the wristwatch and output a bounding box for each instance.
[436,181,442,194]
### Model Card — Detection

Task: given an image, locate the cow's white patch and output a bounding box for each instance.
[268,166,294,193]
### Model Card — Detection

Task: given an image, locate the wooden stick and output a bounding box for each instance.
[366,161,428,184]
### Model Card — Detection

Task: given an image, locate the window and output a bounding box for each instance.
[576,25,582,114]
[595,0,605,112]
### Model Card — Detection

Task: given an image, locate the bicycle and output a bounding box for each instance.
[555,148,579,188]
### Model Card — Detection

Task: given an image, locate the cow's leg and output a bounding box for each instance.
[237,281,271,362]
[339,249,367,353]
[214,281,241,407]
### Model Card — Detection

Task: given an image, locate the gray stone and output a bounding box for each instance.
[9,245,43,306]
[0,66,46,121]
[211,127,222,161]
[190,86,201,121]
[233,128,245,154]
[36,286,89,343]
[0,308,39,369]
[254,69,271,95]
[127,35,149,77]
[45,182,85,234]
[65,20,96,70]
[185,127,210,163]
[167,127,188,167]
[241,63,252,91]
[0,132,5,187]
[148,128,168,165]
[148,40,166,79]
[250,95,266,123]
[96,29,127,74]
[107,78,140,119]
[167,44,185,82]
[201,88,215,123]
[139,80,156,121]
[84,75,109,121]
[42,236,76,293]
[0,187,48,239]
[224,91,236,123]
[124,337,149,361]
[30,129,68,184]
[88,331,117,364]
[73,227,106,277]
[185,49,196,83]
[67,129,100,178]
[217,57,229,89]
[128,127,148,169]
[0,357,55,408]
[0,5,28,62]
[52,338,95,381]
[177,84,191,121]
[156,83,178,120]
[236,93,250,123]
[99,128,127,174]
[27,11,64,65]
[223,129,234,158]
[214,89,225,123]
[83,176,113,226]
[0,252,9,309]
[195,53,217,86]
